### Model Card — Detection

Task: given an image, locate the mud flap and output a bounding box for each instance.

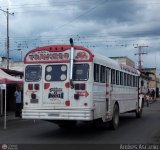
[138,95,143,111]
[136,94,143,118]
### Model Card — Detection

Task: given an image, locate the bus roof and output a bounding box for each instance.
[93,53,139,75]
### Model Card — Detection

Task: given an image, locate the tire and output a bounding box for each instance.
[136,98,143,118]
[109,104,119,130]
[136,107,143,118]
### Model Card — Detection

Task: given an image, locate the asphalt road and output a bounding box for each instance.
[0,100,160,146]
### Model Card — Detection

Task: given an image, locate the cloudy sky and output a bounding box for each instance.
[0,0,160,73]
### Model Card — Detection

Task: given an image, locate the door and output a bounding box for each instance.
[42,64,69,107]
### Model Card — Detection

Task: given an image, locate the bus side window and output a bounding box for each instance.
[120,72,124,85]
[133,76,136,87]
[124,73,127,86]
[127,74,130,86]
[141,80,144,86]
[136,76,138,87]
[111,69,115,84]
[131,75,133,87]
[116,70,119,85]
[100,65,106,83]
[94,64,100,82]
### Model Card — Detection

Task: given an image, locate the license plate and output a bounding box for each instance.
[48,113,59,117]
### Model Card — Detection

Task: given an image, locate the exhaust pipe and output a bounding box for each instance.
[69,38,74,89]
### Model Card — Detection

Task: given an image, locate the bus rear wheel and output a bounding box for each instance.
[136,107,143,118]
[109,104,119,130]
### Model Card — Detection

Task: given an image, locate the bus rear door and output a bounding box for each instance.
[42,64,69,108]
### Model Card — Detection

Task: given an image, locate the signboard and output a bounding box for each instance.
[27,51,69,62]
[25,49,92,63]
[0,84,6,89]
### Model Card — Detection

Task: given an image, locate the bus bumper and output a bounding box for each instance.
[22,109,94,121]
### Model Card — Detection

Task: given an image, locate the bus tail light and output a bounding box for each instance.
[34,84,39,90]
[75,84,80,90]
[65,82,70,88]
[44,83,50,89]
[74,93,79,100]
[80,83,86,90]
[65,100,70,106]
[74,83,86,90]
[28,84,33,90]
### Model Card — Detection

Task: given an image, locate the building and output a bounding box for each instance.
[9,61,24,72]
[141,68,159,97]
[110,56,135,68]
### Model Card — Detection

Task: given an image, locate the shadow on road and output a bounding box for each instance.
[32,113,141,141]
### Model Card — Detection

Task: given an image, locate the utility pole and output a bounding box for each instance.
[134,45,148,72]
[0,8,14,69]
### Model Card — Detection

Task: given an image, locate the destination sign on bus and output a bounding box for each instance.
[25,49,91,63]
[27,51,69,61]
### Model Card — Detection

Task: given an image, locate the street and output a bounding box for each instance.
[0,100,160,146]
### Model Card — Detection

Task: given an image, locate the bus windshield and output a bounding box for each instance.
[25,65,42,82]
[73,64,89,81]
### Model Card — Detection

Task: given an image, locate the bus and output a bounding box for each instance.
[22,38,143,129]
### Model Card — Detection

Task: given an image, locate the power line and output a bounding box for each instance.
[56,0,109,30]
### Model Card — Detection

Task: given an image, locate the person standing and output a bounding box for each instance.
[151,89,155,100]
[14,86,22,117]
[146,94,149,107]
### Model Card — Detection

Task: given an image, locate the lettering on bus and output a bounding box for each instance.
[75,52,88,60]
[27,51,69,62]
[25,50,92,63]
[48,87,64,99]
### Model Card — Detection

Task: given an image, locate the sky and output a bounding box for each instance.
[0,0,160,73]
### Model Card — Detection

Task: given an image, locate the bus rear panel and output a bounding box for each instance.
[22,45,95,121]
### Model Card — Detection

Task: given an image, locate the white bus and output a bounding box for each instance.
[22,39,143,129]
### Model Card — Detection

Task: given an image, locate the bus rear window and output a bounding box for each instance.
[45,65,67,81]
[73,64,89,81]
[25,65,42,82]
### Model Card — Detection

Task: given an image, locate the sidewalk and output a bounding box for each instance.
[0,111,21,122]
